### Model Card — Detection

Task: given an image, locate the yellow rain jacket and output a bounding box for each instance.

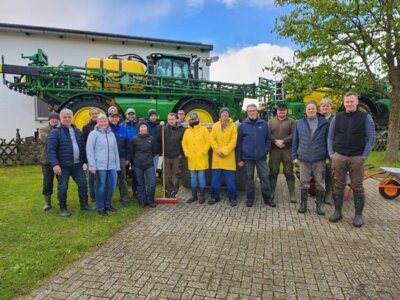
[210,118,237,171]
[182,123,210,170]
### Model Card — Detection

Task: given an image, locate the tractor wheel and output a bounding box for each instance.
[357,102,372,114]
[68,100,110,130]
[379,180,400,200]
[183,102,218,124]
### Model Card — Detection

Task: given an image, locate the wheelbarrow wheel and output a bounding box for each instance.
[379,180,400,199]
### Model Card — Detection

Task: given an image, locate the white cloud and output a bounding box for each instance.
[0,0,171,33]
[218,0,237,8]
[186,0,205,15]
[210,43,294,84]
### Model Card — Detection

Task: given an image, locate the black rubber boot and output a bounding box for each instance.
[199,188,206,204]
[316,191,325,215]
[43,195,52,211]
[353,196,365,227]
[59,201,71,217]
[287,178,297,203]
[269,175,277,202]
[298,189,308,213]
[186,188,198,203]
[329,193,344,222]
[80,198,95,211]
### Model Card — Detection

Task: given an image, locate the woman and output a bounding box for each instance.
[182,112,211,204]
[86,114,120,216]
[130,122,157,208]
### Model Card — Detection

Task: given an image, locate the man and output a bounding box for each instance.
[82,107,99,201]
[125,108,138,141]
[236,104,273,207]
[146,109,162,173]
[124,107,138,182]
[108,106,130,207]
[328,92,375,227]
[182,112,210,204]
[320,98,335,205]
[268,104,297,204]
[158,113,185,198]
[292,101,329,215]
[209,107,238,206]
[177,110,188,126]
[48,109,94,217]
[39,112,60,211]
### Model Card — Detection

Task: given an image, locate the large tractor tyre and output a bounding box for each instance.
[357,102,372,115]
[379,180,400,200]
[68,100,110,130]
[182,102,219,124]
[180,150,247,192]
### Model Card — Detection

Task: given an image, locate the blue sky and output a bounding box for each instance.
[0,0,295,83]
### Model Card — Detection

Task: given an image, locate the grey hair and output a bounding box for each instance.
[320,98,333,106]
[246,103,258,111]
[97,114,108,121]
[305,100,318,108]
[60,108,73,116]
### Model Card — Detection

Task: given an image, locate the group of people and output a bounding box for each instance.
[40,107,187,216]
[39,91,375,227]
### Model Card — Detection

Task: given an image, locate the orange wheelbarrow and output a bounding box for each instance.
[377,167,400,200]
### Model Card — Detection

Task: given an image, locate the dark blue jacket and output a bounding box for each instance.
[146,119,162,155]
[236,117,272,161]
[110,123,129,160]
[48,123,85,167]
[292,114,329,162]
[125,119,139,141]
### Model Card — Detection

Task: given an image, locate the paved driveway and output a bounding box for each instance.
[28,176,400,299]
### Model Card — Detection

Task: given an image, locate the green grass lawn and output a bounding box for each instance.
[0,165,162,300]
[366,151,400,169]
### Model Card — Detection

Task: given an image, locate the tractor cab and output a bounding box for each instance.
[147,53,192,79]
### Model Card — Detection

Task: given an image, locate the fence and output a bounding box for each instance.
[0,138,41,166]
[0,133,395,167]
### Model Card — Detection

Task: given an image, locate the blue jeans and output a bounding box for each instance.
[95,169,117,212]
[153,155,160,174]
[57,163,87,203]
[134,166,156,206]
[88,171,96,193]
[211,169,236,201]
[190,170,206,188]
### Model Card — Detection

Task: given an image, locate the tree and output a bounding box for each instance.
[270,0,400,162]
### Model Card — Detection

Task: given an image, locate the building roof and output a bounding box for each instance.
[0,23,213,52]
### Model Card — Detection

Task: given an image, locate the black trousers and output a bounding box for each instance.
[42,163,55,196]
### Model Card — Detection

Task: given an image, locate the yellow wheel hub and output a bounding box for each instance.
[185,108,214,124]
[73,107,106,130]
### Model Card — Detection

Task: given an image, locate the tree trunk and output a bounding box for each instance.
[385,89,400,162]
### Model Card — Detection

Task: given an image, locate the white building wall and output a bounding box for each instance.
[0,31,210,139]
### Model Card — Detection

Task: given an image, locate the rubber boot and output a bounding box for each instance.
[353,196,365,227]
[316,191,325,215]
[186,188,198,203]
[59,201,71,217]
[89,192,96,202]
[199,188,206,204]
[43,195,52,211]
[324,189,332,205]
[269,175,277,202]
[287,178,297,203]
[80,198,95,211]
[329,193,344,222]
[298,189,308,213]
